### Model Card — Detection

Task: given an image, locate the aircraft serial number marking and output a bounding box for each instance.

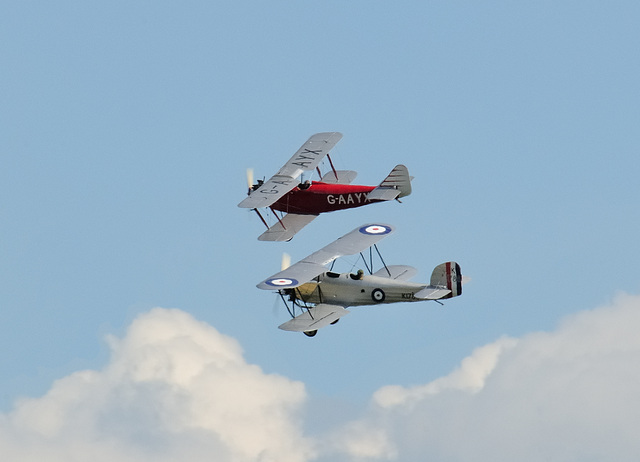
[260,179,295,194]
[327,193,370,205]
[290,149,324,169]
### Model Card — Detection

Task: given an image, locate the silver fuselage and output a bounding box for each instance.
[294,272,428,308]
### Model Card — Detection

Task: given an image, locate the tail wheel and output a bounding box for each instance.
[371,288,385,303]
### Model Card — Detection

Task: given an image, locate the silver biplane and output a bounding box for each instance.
[257,223,465,336]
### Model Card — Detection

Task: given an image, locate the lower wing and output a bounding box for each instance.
[258,213,318,241]
[278,304,349,332]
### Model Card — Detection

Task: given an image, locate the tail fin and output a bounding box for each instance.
[367,165,412,201]
[430,262,462,298]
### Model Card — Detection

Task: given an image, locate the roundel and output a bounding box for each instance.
[265,278,299,288]
[371,288,386,302]
[359,224,392,236]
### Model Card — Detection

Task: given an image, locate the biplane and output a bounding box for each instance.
[257,223,465,336]
[238,132,412,241]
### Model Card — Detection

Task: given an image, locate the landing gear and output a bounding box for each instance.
[303,330,318,337]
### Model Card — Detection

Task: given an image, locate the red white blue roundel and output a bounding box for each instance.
[359,224,392,235]
[265,278,299,288]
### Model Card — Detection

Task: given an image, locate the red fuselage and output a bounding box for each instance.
[271,181,378,215]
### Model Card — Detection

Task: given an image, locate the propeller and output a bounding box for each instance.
[281,253,291,271]
[271,253,291,318]
[246,168,254,194]
[272,291,282,317]
[245,167,265,194]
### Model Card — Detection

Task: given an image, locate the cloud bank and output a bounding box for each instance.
[2,295,640,461]
[359,293,640,461]
[0,308,313,462]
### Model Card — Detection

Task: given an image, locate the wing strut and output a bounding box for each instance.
[359,248,373,274]
[358,245,390,276]
[374,244,391,277]
[280,290,315,319]
[326,153,338,180]
[269,206,287,230]
[252,206,289,234]
[279,286,325,320]
[279,291,295,318]
[314,153,339,181]
[253,208,269,230]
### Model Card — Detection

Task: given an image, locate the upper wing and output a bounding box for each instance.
[238,132,343,209]
[257,223,395,290]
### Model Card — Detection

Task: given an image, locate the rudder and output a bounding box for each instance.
[430,262,462,298]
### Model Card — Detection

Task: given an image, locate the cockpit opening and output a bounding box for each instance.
[349,269,364,280]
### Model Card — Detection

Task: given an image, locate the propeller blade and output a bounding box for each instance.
[281,253,291,271]
[272,292,281,317]
[246,168,254,192]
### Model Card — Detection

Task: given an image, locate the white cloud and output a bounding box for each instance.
[373,336,518,408]
[348,293,640,462]
[332,422,397,460]
[0,308,313,462]
[3,295,640,462]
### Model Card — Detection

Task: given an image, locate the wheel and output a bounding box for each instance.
[303,330,318,337]
[371,288,385,303]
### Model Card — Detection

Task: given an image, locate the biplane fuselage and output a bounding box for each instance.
[257,223,464,334]
[292,273,430,307]
[270,182,378,215]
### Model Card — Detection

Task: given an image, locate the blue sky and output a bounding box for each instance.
[2,2,640,461]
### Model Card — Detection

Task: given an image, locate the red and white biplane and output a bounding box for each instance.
[238,132,412,241]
